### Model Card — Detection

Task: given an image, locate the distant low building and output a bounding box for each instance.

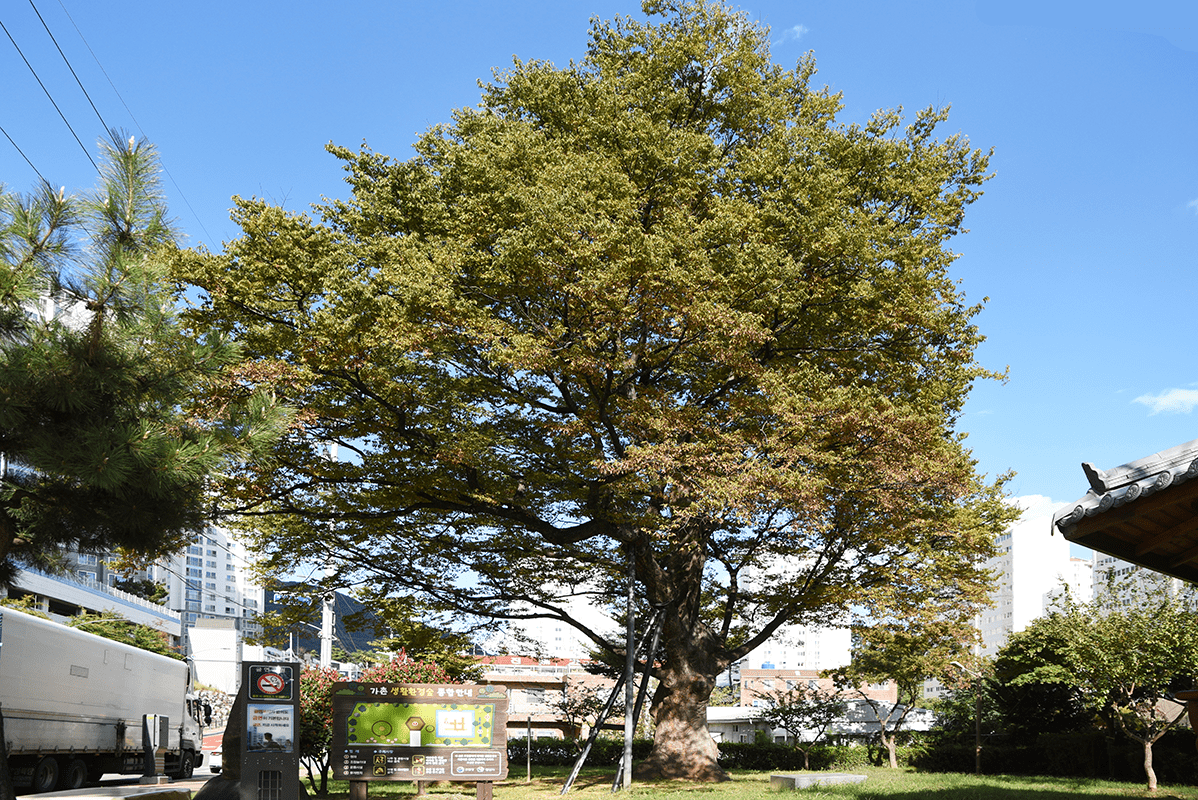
[477,655,618,740]
[707,698,933,744]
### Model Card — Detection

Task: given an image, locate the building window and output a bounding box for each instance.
[76,570,96,581]
[78,554,98,565]
[187,557,202,566]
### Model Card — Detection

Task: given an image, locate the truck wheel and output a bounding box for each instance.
[31,756,59,793]
[63,759,88,790]
[176,749,195,780]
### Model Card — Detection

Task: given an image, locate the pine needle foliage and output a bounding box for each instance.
[0,131,288,587]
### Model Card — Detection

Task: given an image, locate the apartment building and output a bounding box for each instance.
[979,495,1087,655]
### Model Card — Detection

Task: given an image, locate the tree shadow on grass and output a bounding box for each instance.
[819,773,1182,800]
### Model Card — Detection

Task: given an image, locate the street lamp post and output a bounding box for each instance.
[951,661,981,776]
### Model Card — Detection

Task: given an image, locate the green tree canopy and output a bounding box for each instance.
[0,132,287,587]
[989,610,1094,738]
[173,0,1010,780]
[990,578,1198,792]
[756,682,845,770]
[830,622,965,769]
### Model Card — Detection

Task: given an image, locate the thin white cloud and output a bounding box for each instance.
[1188,199,1198,215]
[1133,388,1198,415]
[774,24,808,45]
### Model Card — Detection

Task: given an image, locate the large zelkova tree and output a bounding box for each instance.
[0,132,286,587]
[172,1,1011,781]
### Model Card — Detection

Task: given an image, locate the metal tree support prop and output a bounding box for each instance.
[610,620,661,792]
[559,609,662,795]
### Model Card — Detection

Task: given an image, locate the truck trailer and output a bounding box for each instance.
[0,606,205,792]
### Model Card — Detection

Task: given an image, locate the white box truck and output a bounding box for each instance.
[0,606,205,792]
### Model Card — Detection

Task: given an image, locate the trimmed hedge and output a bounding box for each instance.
[507,731,1198,785]
[912,730,1198,784]
[507,738,654,767]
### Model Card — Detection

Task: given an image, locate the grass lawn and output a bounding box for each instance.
[307,766,1198,800]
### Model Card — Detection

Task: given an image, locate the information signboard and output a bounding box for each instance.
[331,683,508,782]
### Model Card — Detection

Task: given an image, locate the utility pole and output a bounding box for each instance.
[320,442,338,669]
[621,555,635,791]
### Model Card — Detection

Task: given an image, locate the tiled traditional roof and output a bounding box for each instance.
[1053,438,1198,583]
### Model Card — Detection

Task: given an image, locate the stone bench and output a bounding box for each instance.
[770,773,867,790]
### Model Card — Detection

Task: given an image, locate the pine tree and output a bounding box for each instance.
[0,131,287,587]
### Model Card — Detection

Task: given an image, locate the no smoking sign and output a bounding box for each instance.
[249,665,294,701]
[257,673,285,695]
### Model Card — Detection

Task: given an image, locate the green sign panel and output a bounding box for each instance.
[331,683,509,781]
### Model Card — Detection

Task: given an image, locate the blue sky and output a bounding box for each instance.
[3,1,1196,536]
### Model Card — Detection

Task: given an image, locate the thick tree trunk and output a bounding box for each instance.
[1144,740,1157,792]
[634,613,729,782]
[635,664,727,782]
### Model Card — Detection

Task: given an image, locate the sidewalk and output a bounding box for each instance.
[17,774,216,800]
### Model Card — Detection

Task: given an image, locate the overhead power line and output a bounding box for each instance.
[0,123,48,182]
[51,0,217,250]
[0,16,97,171]
[27,0,110,134]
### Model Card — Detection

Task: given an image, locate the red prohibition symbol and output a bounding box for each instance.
[257,672,285,695]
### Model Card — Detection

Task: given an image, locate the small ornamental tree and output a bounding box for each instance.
[1063,578,1198,793]
[830,622,965,769]
[553,678,608,743]
[756,684,845,770]
[299,656,455,795]
[989,614,1093,738]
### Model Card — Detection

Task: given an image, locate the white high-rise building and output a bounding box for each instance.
[1091,553,1186,606]
[146,525,264,637]
[979,495,1080,655]
[739,624,851,672]
[493,587,616,660]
